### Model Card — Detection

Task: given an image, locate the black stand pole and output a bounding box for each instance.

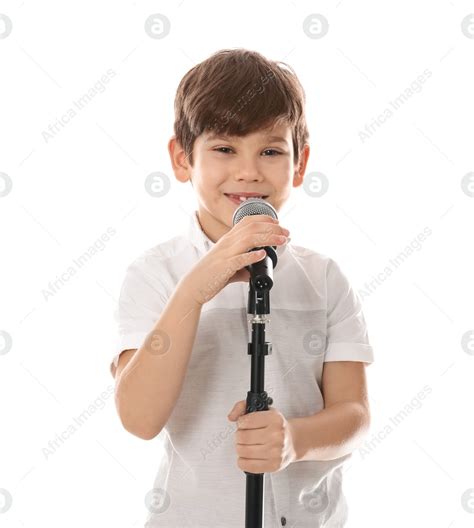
[243,250,276,528]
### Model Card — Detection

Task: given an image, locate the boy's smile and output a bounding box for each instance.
[169,122,310,244]
[223,193,269,206]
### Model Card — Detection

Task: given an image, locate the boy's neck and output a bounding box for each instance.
[196,208,229,245]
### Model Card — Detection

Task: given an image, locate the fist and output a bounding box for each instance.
[227,400,297,474]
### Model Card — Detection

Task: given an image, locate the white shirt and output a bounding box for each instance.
[112,210,375,528]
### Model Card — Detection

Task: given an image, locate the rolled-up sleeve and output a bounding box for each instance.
[324,258,374,365]
[111,257,169,377]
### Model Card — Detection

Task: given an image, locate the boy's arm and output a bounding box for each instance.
[289,361,370,462]
[114,276,203,440]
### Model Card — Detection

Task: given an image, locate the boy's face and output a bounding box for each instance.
[169,122,310,243]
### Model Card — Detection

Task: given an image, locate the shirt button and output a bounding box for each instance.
[280,516,287,526]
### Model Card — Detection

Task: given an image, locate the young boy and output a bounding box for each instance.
[111,48,374,528]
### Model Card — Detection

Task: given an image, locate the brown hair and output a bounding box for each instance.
[172,48,309,167]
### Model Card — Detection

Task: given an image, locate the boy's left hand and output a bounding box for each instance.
[227,399,297,474]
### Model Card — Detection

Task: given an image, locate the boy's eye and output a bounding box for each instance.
[213,147,281,156]
[213,147,233,154]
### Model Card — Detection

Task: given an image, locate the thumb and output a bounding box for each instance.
[227,400,247,421]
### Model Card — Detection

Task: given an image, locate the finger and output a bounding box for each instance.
[242,228,288,252]
[235,428,267,445]
[228,400,247,421]
[231,249,267,273]
[237,457,269,474]
[222,216,277,248]
[240,214,278,224]
[233,218,278,239]
[237,409,272,430]
[236,444,269,460]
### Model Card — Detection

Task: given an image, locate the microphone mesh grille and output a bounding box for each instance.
[232,198,278,225]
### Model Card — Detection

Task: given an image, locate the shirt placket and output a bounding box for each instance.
[269,472,290,527]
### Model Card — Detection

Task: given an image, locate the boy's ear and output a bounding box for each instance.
[168,135,192,183]
[293,143,310,188]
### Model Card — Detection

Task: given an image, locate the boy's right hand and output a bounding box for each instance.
[184,215,290,307]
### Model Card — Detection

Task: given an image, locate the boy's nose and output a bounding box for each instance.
[234,164,263,181]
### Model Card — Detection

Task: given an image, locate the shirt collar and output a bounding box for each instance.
[187,210,289,256]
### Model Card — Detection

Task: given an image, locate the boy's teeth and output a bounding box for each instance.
[229,195,262,201]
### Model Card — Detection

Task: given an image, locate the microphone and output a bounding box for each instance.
[232,198,279,291]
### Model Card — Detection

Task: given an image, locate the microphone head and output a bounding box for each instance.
[231,197,278,226]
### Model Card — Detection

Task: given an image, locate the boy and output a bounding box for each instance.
[111,48,374,527]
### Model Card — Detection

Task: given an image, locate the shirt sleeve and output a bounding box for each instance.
[110,257,169,377]
[324,258,374,365]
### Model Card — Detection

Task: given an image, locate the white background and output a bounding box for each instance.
[1,1,473,527]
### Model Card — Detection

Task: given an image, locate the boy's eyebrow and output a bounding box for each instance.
[206,133,288,144]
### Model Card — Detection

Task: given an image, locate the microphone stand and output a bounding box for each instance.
[243,247,277,528]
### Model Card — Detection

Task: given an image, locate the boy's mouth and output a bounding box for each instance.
[224,193,269,205]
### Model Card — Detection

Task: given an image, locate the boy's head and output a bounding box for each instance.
[168,48,310,243]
